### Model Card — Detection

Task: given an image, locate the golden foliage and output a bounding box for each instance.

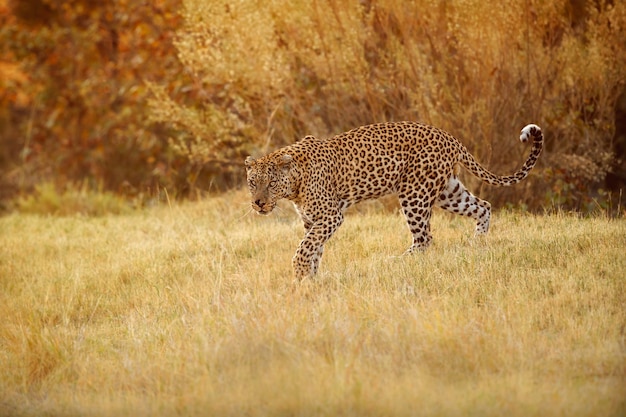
[2,0,625,211]
[152,0,626,210]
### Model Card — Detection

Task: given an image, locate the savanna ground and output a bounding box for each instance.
[1,190,625,416]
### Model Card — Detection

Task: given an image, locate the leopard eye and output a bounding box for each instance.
[269,180,277,187]
[248,179,256,188]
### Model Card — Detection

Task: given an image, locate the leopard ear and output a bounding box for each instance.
[277,154,292,174]
[244,156,255,167]
[279,154,293,166]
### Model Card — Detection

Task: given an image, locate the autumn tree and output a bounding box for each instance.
[0,0,216,205]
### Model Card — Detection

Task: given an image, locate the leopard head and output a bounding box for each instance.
[244,153,293,215]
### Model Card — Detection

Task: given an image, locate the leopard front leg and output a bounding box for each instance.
[292,210,344,280]
[296,210,325,276]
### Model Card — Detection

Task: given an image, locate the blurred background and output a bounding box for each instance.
[1,0,625,214]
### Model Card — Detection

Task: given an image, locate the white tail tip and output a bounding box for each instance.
[520,124,541,143]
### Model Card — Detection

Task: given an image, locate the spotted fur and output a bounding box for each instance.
[245,122,543,280]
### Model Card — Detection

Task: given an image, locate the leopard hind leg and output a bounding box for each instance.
[435,176,491,235]
[398,190,436,254]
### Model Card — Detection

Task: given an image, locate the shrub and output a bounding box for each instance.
[14,182,133,216]
[151,0,626,211]
[2,0,625,212]
[0,0,189,203]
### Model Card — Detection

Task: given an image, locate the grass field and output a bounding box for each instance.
[1,190,625,416]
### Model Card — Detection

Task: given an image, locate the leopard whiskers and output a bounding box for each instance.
[233,206,255,223]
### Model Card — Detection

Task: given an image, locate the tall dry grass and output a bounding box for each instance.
[0,191,625,416]
[149,0,626,209]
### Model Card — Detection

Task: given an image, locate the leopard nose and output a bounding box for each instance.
[255,199,264,208]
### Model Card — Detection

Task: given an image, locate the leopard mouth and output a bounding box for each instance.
[251,203,274,215]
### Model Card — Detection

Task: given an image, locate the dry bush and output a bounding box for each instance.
[0,0,191,206]
[151,0,626,210]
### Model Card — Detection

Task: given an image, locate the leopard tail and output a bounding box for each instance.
[459,124,543,186]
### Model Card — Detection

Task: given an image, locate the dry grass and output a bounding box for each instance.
[1,190,625,416]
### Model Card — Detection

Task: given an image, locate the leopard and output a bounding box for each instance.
[245,122,543,280]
